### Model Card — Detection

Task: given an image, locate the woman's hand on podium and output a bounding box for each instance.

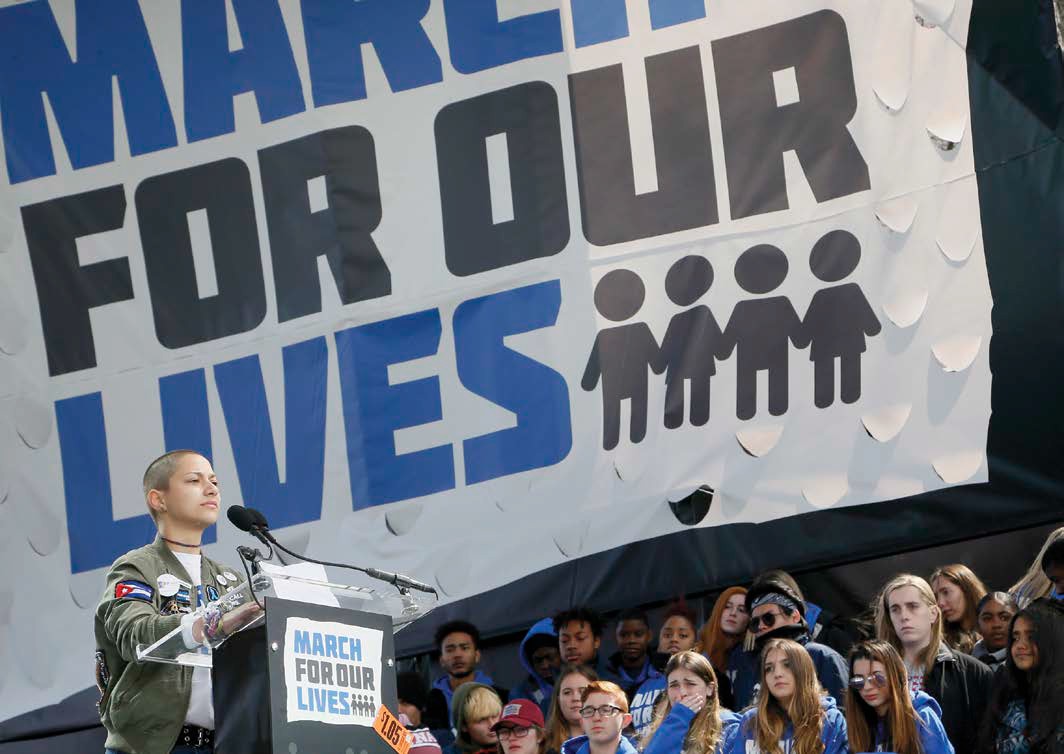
[220,601,263,635]
[192,601,263,645]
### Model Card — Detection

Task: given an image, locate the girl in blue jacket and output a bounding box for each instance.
[641,651,739,754]
[726,638,848,754]
[845,640,954,754]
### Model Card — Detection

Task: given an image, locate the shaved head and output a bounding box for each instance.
[142,450,202,520]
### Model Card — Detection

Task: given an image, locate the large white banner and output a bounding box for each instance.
[0,0,989,720]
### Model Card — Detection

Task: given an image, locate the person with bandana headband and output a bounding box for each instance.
[726,577,848,710]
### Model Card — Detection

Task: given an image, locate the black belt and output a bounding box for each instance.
[177,724,214,749]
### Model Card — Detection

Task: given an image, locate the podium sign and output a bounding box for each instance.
[213,596,398,754]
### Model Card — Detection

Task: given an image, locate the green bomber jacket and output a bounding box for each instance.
[94,536,235,754]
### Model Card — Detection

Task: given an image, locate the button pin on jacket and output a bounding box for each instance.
[157,574,180,598]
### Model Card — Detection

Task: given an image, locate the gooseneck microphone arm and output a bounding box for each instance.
[258,532,438,596]
[226,505,437,596]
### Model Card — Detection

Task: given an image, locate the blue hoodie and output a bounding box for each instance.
[509,618,558,716]
[727,696,847,754]
[561,733,640,754]
[869,691,953,754]
[641,703,741,754]
[630,675,666,735]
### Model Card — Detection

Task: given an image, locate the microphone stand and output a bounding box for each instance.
[235,546,266,610]
[236,545,267,574]
[251,526,437,597]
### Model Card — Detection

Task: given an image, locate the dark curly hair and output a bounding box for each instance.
[434,620,481,651]
[553,607,604,637]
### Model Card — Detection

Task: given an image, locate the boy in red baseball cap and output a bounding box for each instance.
[492,699,547,754]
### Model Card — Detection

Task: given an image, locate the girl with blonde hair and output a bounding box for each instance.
[640,651,738,754]
[726,639,847,754]
[930,564,987,654]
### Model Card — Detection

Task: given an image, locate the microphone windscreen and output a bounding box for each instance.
[246,507,270,529]
[227,505,257,532]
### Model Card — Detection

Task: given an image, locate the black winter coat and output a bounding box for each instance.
[923,645,995,754]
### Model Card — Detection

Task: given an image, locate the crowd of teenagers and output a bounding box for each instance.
[396,529,1064,754]
[91,451,1061,754]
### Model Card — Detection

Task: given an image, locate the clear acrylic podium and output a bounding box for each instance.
[137,566,437,754]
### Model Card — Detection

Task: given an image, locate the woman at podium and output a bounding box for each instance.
[94,450,237,754]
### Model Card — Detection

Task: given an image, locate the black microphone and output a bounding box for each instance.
[227,505,272,548]
[363,567,437,596]
[246,507,269,529]
[230,505,437,596]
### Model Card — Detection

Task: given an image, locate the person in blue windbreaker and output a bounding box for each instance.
[727,639,848,754]
[639,651,738,754]
[844,640,954,754]
[511,619,562,717]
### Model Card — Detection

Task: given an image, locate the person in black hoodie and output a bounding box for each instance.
[727,576,849,709]
[875,574,993,754]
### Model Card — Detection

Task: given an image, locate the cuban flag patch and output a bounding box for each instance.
[115,580,154,602]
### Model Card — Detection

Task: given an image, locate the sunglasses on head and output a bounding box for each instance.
[849,672,888,690]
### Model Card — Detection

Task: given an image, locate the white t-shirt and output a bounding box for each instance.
[905,659,925,695]
[174,551,214,730]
